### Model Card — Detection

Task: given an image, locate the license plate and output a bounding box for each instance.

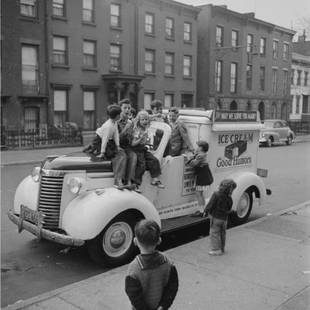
[20,205,44,226]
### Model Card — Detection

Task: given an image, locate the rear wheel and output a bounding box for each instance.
[230,190,253,225]
[87,214,138,267]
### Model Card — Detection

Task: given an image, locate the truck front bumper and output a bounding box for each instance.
[8,210,85,247]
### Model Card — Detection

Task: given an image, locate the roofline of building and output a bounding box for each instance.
[197,4,295,36]
[168,0,201,13]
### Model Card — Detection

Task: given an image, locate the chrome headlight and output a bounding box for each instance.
[31,166,41,182]
[67,177,85,194]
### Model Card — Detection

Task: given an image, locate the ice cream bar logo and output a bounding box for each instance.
[224,140,247,160]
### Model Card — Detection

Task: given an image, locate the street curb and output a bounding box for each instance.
[4,200,310,310]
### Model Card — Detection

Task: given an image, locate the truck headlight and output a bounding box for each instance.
[67,177,84,194]
[31,166,41,182]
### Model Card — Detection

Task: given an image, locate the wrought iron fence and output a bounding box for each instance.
[288,121,310,135]
[1,125,83,149]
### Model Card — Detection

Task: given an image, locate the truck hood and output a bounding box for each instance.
[42,152,113,172]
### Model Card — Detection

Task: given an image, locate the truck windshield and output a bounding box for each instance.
[263,121,274,128]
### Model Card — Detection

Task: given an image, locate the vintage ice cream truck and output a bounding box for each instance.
[8,110,271,266]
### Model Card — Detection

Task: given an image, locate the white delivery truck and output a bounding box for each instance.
[8,109,271,266]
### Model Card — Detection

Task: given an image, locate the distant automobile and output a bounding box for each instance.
[259,119,295,147]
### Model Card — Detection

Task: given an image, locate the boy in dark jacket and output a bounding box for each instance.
[203,179,237,255]
[125,219,178,310]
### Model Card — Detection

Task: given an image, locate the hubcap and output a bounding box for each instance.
[236,192,250,218]
[102,222,133,258]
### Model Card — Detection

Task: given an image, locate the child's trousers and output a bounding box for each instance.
[209,216,227,252]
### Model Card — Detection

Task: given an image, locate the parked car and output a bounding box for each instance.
[259,119,295,147]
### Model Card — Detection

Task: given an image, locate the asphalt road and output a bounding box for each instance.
[1,142,310,307]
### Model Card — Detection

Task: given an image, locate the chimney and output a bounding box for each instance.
[298,30,307,42]
[244,12,255,18]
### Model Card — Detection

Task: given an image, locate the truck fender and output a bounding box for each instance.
[61,187,161,240]
[225,171,267,209]
[13,176,39,214]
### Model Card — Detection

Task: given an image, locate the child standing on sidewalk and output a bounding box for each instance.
[125,219,179,310]
[187,141,213,214]
[203,179,237,255]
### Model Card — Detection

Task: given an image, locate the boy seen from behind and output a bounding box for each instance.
[125,220,178,310]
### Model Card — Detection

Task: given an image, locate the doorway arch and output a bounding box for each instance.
[230,100,237,110]
[258,101,265,120]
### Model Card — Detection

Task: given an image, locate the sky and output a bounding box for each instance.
[178,0,310,38]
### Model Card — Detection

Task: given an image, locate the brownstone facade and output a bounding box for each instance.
[196,4,295,121]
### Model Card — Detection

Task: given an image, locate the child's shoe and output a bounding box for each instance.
[208,250,223,256]
[151,179,165,188]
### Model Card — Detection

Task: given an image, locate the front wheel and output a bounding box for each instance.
[87,214,137,267]
[230,190,253,225]
[286,135,293,145]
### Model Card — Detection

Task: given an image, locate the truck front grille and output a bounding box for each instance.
[39,172,64,229]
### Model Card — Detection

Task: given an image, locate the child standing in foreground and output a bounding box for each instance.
[125,219,179,310]
[187,141,213,214]
[203,179,237,255]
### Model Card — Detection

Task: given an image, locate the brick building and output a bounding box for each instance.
[1,0,49,131]
[290,33,310,123]
[196,4,295,121]
[1,0,199,132]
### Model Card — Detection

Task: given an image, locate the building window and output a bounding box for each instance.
[231,30,238,47]
[259,66,265,91]
[215,60,222,92]
[83,91,95,129]
[144,93,154,110]
[110,3,120,27]
[145,49,155,73]
[291,69,295,85]
[24,107,39,131]
[165,17,174,39]
[272,40,278,59]
[53,0,65,17]
[21,45,39,94]
[247,34,253,53]
[283,43,289,60]
[246,64,252,91]
[183,55,192,77]
[260,37,266,56]
[230,100,237,110]
[20,0,37,17]
[297,70,302,85]
[304,71,308,86]
[216,26,224,47]
[296,95,300,114]
[110,44,121,71]
[83,40,96,67]
[283,70,289,95]
[53,89,67,126]
[165,52,174,75]
[230,63,237,93]
[145,13,154,35]
[53,36,67,65]
[164,94,174,108]
[184,22,192,42]
[302,95,309,113]
[181,94,193,108]
[272,68,278,94]
[272,102,277,118]
[82,0,94,23]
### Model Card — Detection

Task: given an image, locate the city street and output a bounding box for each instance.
[1,142,310,308]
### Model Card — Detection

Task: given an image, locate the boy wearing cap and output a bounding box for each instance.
[125,219,178,310]
[203,179,237,255]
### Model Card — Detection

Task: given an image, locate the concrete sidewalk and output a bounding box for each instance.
[1,134,310,167]
[5,201,310,310]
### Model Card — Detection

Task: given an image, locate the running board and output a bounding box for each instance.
[161,214,209,234]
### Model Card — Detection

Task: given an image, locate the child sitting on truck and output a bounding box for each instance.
[125,219,179,310]
[83,104,126,187]
[130,110,164,191]
[187,141,213,215]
